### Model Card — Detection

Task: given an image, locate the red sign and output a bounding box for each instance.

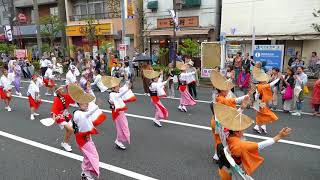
[17,13,27,23]
[157,16,199,29]
[15,49,27,59]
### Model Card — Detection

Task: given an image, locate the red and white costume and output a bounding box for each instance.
[43,68,56,88]
[0,75,13,100]
[73,103,106,178]
[51,93,75,129]
[109,82,136,144]
[179,72,196,107]
[27,80,41,110]
[149,75,169,120]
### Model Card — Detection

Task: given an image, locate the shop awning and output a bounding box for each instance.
[146,29,210,37]
[226,34,320,41]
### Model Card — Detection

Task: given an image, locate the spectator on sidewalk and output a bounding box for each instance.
[311,78,320,116]
[242,53,251,68]
[271,67,281,109]
[225,65,235,92]
[237,65,250,95]
[291,58,304,72]
[232,52,242,82]
[288,51,300,67]
[281,68,295,112]
[308,52,319,68]
[292,66,308,116]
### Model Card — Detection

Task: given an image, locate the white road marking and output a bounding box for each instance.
[11,95,320,150]
[0,130,158,180]
[19,80,314,115]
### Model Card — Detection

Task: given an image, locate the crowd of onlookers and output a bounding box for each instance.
[220,51,320,117]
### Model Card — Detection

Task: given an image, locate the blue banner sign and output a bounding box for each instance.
[253,45,284,71]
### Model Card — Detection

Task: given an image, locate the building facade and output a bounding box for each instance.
[221,0,320,70]
[0,0,10,42]
[65,0,141,58]
[143,0,219,65]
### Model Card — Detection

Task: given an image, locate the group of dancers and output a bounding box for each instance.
[0,59,293,179]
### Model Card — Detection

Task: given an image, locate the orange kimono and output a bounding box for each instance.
[219,136,264,180]
[256,84,278,125]
[211,95,236,150]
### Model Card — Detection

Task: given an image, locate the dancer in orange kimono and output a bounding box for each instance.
[209,70,252,161]
[213,103,292,180]
[253,71,281,134]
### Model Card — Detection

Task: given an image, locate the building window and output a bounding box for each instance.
[73,0,106,20]
[50,7,59,16]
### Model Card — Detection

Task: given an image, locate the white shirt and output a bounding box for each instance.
[0,75,13,91]
[73,106,99,133]
[149,75,167,96]
[179,72,196,83]
[44,68,55,79]
[91,74,107,92]
[186,68,196,84]
[295,72,308,89]
[27,80,40,99]
[40,59,51,68]
[65,70,77,85]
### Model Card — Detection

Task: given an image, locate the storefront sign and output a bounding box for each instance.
[119,44,126,60]
[15,49,27,59]
[253,45,284,71]
[66,24,112,36]
[157,16,199,29]
[201,68,213,78]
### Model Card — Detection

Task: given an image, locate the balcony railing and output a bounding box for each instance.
[69,12,120,21]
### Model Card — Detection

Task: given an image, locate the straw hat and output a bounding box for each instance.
[176,61,185,70]
[214,103,254,131]
[176,61,188,71]
[253,71,270,82]
[210,70,234,91]
[67,84,95,104]
[143,70,161,79]
[252,66,261,77]
[101,76,122,89]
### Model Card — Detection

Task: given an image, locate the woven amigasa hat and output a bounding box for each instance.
[101,76,122,89]
[210,70,234,91]
[67,84,95,104]
[143,70,161,79]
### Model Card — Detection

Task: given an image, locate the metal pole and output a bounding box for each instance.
[121,0,126,59]
[172,0,177,68]
[33,0,42,58]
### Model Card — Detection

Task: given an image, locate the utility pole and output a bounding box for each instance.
[33,0,42,58]
[58,0,67,57]
[121,0,126,44]
[172,0,177,68]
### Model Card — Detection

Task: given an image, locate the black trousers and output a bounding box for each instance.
[41,67,48,77]
[188,82,197,99]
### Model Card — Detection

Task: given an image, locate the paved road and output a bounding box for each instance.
[0,79,319,180]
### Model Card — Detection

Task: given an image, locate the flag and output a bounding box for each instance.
[168,9,180,31]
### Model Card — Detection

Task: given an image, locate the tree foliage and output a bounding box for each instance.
[312,9,320,32]
[179,39,200,57]
[40,15,65,53]
[0,43,17,55]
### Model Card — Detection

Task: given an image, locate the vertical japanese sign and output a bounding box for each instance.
[119,44,126,60]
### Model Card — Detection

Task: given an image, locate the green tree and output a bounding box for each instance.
[40,15,65,53]
[82,17,98,55]
[179,39,200,58]
[312,9,320,32]
[0,43,17,55]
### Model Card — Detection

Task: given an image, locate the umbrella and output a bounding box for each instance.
[133,54,152,62]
